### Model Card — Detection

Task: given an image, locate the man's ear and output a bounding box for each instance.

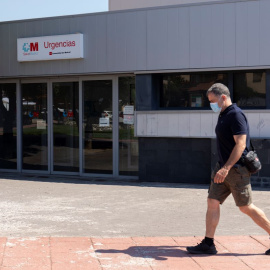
[222,95,226,102]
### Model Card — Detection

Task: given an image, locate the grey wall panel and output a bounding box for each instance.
[167,8,181,69]
[211,4,224,68]
[236,2,248,67]
[9,23,19,76]
[259,0,270,65]
[200,5,213,68]
[96,15,107,73]
[147,9,168,70]
[0,25,6,76]
[79,16,97,73]
[116,13,128,71]
[107,13,117,71]
[223,3,236,67]
[178,7,190,69]
[189,6,201,68]
[125,12,138,71]
[135,11,147,71]
[2,0,270,78]
[247,1,260,66]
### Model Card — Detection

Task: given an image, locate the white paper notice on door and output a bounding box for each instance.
[37,120,46,129]
[123,115,134,125]
[99,118,110,127]
[123,106,134,115]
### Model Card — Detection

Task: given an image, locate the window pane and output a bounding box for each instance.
[53,82,79,172]
[83,80,113,174]
[0,83,17,169]
[161,73,228,108]
[22,83,48,170]
[119,77,138,176]
[233,72,266,108]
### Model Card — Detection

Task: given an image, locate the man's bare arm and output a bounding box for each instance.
[214,134,246,183]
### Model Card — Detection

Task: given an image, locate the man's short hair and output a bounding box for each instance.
[206,83,230,98]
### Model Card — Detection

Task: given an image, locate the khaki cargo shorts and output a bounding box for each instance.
[208,163,252,207]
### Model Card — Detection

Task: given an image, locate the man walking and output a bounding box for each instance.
[186,83,270,255]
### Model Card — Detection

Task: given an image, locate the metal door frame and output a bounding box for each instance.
[0,75,138,179]
[79,75,118,178]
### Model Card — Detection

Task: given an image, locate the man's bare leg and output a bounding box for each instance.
[206,198,220,238]
[239,203,270,255]
[239,204,270,234]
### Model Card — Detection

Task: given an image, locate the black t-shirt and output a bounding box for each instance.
[215,103,250,167]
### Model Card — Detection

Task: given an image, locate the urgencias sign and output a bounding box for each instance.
[17,33,83,62]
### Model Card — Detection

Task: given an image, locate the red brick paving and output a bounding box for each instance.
[0,236,269,269]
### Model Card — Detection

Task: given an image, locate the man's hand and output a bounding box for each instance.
[214,167,229,183]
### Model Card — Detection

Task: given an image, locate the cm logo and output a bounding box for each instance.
[22,42,39,52]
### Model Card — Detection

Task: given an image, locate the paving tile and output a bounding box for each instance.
[50,241,92,253]
[216,235,266,254]
[4,245,50,258]
[1,236,269,270]
[52,262,101,270]
[91,237,135,245]
[50,237,91,243]
[1,266,51,270]
[251,235,270,248]
[51,251,99,264]
[149,256,202,270]
[1,256,51,268]
[132,237,177,246]
[0,238,7,254]
[92,239,151,269]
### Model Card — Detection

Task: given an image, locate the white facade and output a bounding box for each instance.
[109,0,225,11]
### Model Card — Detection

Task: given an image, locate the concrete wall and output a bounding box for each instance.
[1,0,270,78]
[109,0,225,11]
[135,111,270,139]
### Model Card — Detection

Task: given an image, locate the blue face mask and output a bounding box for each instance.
[210,96,222,113]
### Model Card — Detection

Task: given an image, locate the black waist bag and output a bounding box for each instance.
[241,141,262,174]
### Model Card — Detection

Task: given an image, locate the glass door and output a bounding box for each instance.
[83,80,113,174]
[52,82,79,172]
[118,77,138,176]
[22,83,48,171]
[0,83,17,170]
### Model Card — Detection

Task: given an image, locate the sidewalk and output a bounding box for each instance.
[0,174,270,269]
[0,235,269,269]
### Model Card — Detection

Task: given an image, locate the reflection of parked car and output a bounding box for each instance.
[102,111,113,123]
[102,111,112,118]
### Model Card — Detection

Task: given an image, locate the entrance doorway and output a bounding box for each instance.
[1,76,138,177]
